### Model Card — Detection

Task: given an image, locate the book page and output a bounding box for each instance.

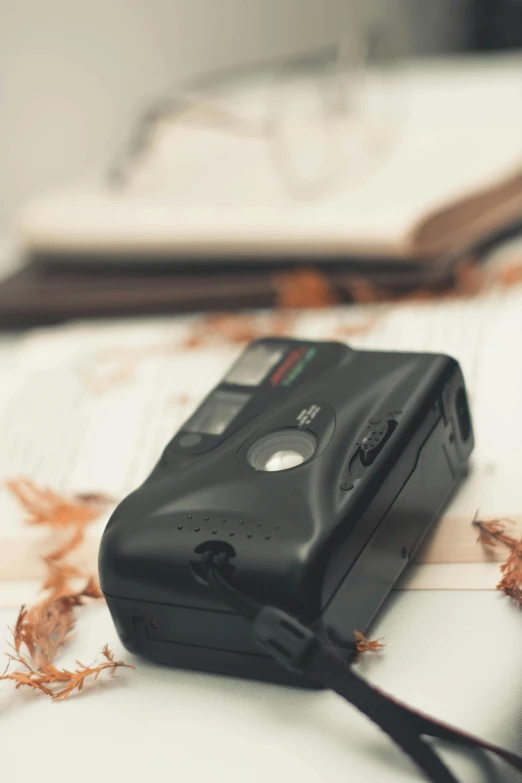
[1,286,522,586]
[21,55,522,257]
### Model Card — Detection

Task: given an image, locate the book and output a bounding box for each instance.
[5,55,522,327]
[18,54,522,265]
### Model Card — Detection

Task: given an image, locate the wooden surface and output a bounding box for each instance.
[413,514,522,564]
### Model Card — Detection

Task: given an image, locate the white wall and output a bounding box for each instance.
[0,0,471,231]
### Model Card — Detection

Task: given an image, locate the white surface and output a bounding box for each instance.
[1,590,521,783]
[19,55,522,257]
[1,281,522,781]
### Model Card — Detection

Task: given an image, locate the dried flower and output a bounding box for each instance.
[74,492,115,506]
[473,516,522,604]
[354,629,385,654]
[1,480,133,701]
[7,478,114,566]
[273,268,339,309]
[496,262,522,289]
[498,539,522,604]
[1,630,132,700]
[6,479,114,566]
[6,478,107,532]
[473,517,519,549]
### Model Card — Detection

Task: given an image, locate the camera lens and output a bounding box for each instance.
[264,449,305,471]
[247,429,317,472]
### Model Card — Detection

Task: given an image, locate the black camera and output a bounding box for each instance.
[99,338,473,685]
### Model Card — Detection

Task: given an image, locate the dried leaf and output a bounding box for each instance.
[6,478,106,531]
[81,577,104,600]
[497,539,522,604]
[0,641,133,700]
[1,480,133,702]
[473,516,522,605]
[74,492,115,506]
[46,530,88,569]
[354,629,385,653]
[473,517,519,550]
[273,268,339,309]
[7,478,114,578]
[496,262,522,289]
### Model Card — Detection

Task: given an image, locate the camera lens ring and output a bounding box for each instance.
[247,428,317,472]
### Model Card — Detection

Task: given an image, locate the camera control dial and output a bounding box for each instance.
[360,420,396,466]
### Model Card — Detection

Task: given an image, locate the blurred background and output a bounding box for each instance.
[1,0,522,323]
[1,0,522,231]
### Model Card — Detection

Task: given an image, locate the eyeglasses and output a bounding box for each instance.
[107,28,403,201]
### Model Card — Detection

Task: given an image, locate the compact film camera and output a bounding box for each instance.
[99,338,473,685]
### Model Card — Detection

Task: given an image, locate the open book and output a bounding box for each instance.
[1,280,522,590]
[18,54,522,266]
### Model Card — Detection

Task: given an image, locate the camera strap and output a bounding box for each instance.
[205,554,522,783]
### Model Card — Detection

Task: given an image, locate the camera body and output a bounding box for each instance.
[99,338,473,685]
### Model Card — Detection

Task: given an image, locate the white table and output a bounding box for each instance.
[1,239,522,782]
[1,588,521,783]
